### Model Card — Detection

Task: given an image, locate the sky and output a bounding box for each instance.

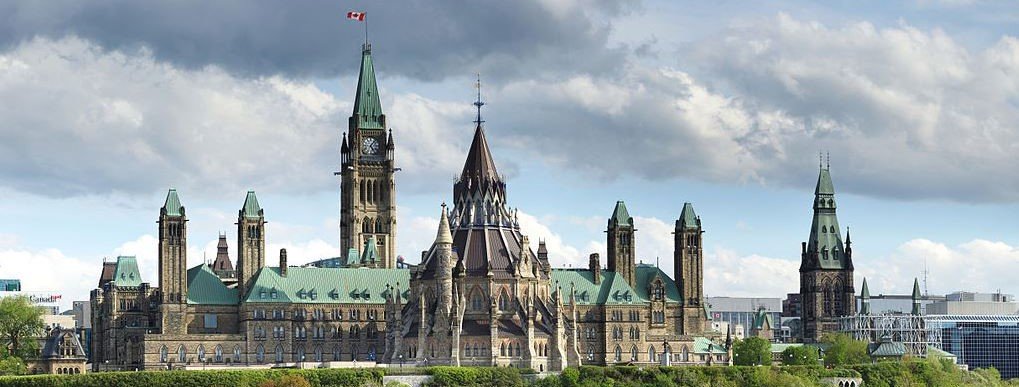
[2,0,1019,311]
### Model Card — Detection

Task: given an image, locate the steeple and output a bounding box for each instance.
[158,188,187,305]
[242,190,263,219]
[162,188,183,217]
[352,44,384,130]
[860,278,870,315]
[361,236,380,265]
[801,163,851,271]
[436,204,453,245]
[212,233,234,275]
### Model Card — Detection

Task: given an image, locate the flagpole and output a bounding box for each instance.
[364,14,369,47]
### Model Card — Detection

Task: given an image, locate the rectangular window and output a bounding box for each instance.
[205,314,218,329]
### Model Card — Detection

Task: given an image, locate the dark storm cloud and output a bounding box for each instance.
[0,0,631,81]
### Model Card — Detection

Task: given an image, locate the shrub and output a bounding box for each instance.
[424,366,524,387]
[0,368,382,387]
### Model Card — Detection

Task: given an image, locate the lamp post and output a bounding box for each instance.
[399,354,403,369]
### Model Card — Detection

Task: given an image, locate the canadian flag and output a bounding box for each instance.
[347,11,366,21]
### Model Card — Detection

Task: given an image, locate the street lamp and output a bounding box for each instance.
[399,354,403,368]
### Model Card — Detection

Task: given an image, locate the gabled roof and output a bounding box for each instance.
[112,256,143,287]
[869,337,907,357]
[550,264,681,305]
[693,337,728,354]
[609,201,633,227]
[679,202,700,228]
[352,45,384,129]
[162,188,183,216]
[38,328,86,359]
[243,266,409,304]
[460,125,500,181]
[187,264,238,305]
[242,190,262,219]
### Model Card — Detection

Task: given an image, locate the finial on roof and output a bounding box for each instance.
[819,151,823,168]
[473,73,485,127]
[826,151,830,169]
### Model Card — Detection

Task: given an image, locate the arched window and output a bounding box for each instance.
[682,346,689,362]
[631,345,638,361]
[648,346,656,363]
[360,182,366,203]
[197,345,206,362]
[515,342,521,357]
[275,344,284,363]
[375,217,384,233]
[314,345,323,362]
[333,345,341,361]
[499,289,510,311]
[234,345,242,362]
[177,345,186,363]
[294,345,306,362]
[614,345,622,362]
[214,345,223,362]
[256,344,265,363]
[471,290,484,311]
[159,345,168,363]
[823,282,834,317]
[500,343,506,356]
[473,344,479,357]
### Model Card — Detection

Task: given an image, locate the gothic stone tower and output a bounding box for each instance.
[606,201,636,287]
[675,202,706,334]
[237,190,266,299]
[158,188,188,334]
[799,164,855,342]
[339,43,397,268]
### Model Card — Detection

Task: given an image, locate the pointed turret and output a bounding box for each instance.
[860,278,871,315]
[801,164,851,271]
[911,278,922,315]
[162,188,184,217]
[460,124,500,182]
[212,233,234,278]
[436,204,453,245]
[351,44,384,130]
[678,202,700,229]
[609,201,633,227]
[242,190,263,219]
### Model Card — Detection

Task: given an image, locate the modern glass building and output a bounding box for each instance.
[928,315,1019,379]
[0,279,21,291]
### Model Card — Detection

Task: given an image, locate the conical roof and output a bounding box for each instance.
[436,204,453,244]
[912,278,921,299]
[163,188,183,216]
[460,125,500,181]
[861,278,870,299]
[815,167,835,195]
[353,45,384,129]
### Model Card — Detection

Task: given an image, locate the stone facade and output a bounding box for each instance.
[89,42,731,373]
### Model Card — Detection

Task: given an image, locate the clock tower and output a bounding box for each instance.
[339,43,397,268]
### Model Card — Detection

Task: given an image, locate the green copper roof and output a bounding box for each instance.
[112,256,143,287]
[243,266,409,304]
[753,308,774,330]
[361,237,379,264]
[804,166,848,270]
[869,337,907,358]
[352,45,384,129]
[815,167,835,195]
[861,278,870,299]
[693,337,728,354]
[609,201,633,227]
[679,202,700,228]
[242,190,262,219]
[912,278,921,299]
[162,189,183,217]
[345,248,360,267]
[550,265,680,305]
[187,264,238,305]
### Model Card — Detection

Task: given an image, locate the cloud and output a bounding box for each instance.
[488,13,1019,203]
[0,1,630,82]
[857,238,1019,296]
[0,37,471,198]
[703,247,800,298]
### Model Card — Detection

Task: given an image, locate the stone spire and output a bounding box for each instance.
[607,201,636,287]
[436,204,453,245]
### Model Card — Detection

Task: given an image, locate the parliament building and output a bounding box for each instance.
[89,42,738,371]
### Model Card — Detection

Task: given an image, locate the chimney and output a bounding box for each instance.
[589,253,601,284]
[280,248,288,277]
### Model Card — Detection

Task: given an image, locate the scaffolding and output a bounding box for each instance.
[837,314,939,357]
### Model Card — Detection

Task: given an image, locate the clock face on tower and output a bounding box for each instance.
[361,137,380,155]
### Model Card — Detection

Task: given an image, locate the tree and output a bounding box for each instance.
[820,333,870,366]
[0,295,44,359]
[780,345,819,365]
[0,356,27,376]
[732,337,772,366]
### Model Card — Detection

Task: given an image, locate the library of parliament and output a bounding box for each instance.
[90,41,854,371]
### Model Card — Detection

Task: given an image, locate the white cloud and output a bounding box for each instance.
[857,238,1019,296]
[703,247,800,298]
[0,37,472,199]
